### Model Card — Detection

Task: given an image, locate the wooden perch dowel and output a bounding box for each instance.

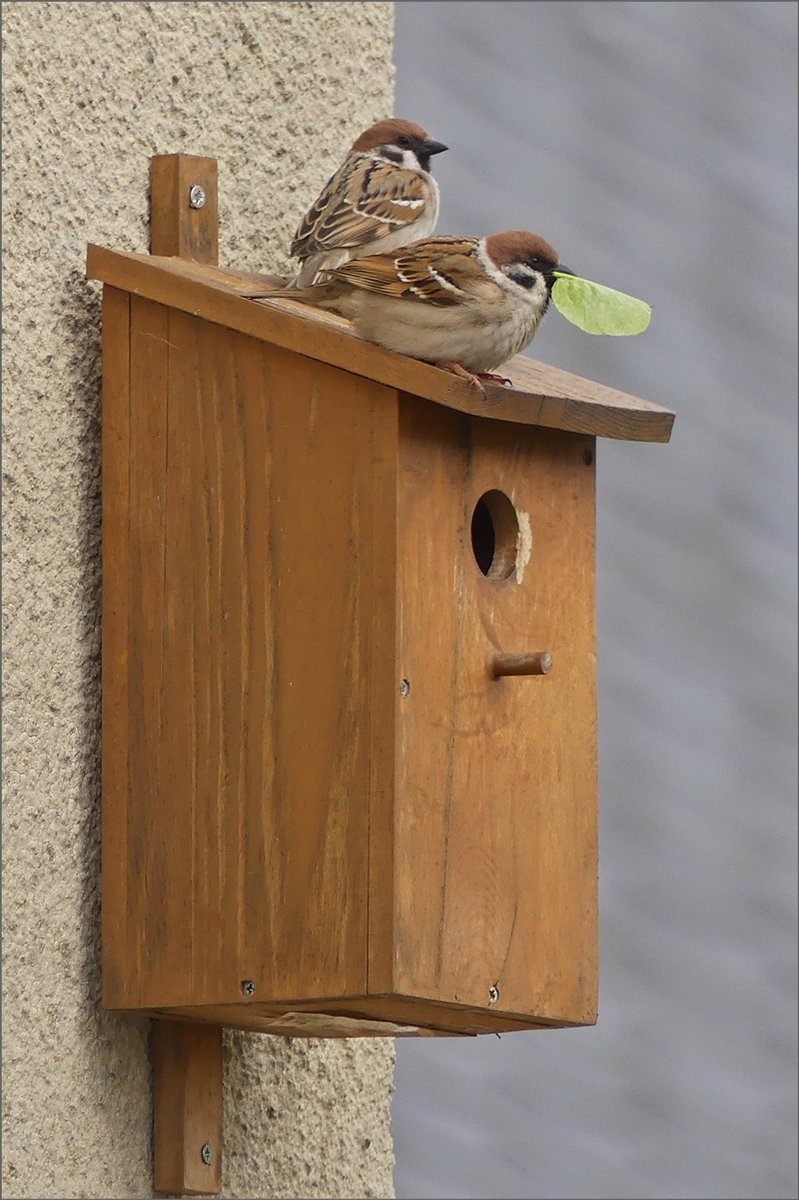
[488,651,553,678]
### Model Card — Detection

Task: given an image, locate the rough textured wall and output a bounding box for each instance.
[1,4,396,1197]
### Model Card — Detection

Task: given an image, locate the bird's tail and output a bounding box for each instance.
[246,283,328,302]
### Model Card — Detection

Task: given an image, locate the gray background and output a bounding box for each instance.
[391,4,797,1198]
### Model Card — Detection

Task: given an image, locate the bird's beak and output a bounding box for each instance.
[554,264,575,277]
[422,140,449,156]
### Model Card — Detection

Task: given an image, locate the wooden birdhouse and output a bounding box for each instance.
[89,157,674,1050]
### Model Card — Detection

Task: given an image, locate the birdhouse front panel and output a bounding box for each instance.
[380,395,598,1026]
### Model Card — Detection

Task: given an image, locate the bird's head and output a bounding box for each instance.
[351,118,448,172]
[485,230,573,301]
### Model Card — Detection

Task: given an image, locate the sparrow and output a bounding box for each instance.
[249,231,573,393]
[286,118,448,288]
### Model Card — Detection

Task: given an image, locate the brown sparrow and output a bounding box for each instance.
[250,231,572,392]
[286,118,448,288]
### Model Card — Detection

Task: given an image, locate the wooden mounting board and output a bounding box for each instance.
[152,1022,223,1195]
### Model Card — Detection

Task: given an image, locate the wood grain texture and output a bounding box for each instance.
[101,273,600,1034]
[389,397,598,1025]
[105,307,399,1009]
[145,996,577,1036]
[86,243,675,442]
[101,286,131,1008]
[152,1021,222,1196]
[150,155,219,264]
[127,295,173,1002]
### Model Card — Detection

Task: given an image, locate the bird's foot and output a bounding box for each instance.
[435,362,513,396]
[436,360,488,397]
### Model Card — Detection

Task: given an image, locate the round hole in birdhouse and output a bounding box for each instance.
[470,490,519,581]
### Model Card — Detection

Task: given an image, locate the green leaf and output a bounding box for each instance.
[551,273,651,336]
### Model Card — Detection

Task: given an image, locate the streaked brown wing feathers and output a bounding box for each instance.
[333,237,484,306]
[291,158,429,257]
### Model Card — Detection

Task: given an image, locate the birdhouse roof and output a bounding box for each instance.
[86,244,674,443]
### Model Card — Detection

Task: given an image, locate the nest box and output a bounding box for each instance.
[88,156,674,1046]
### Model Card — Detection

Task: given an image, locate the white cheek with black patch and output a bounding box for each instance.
[380,146,427,173]
[502,263,548,305]
[476,242,548,308]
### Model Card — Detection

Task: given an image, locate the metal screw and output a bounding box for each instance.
[240,978,255,996]
[400,678,411,697]
[488,985,500,1004]
[201,1143,213,1165]
[189,184,206,209]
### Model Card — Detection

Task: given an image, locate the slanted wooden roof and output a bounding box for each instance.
[86,244,674,443]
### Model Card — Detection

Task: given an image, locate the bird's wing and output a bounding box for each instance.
[291,156,431,257]
[332,237,495,307]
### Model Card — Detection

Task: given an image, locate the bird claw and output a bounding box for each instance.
[476,371,513,388]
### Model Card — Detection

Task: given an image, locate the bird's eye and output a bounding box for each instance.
[396,135,412,148]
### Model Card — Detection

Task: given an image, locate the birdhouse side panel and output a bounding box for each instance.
[103,297,397,1011]
[101,285,133,1010]
[391,396,598,1026]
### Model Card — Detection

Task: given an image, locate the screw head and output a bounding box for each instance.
[189,184,206,209]
[240,978,256,996]
[400,678,411,697]
[488,985,500,1004]
[201,1143,213,1165]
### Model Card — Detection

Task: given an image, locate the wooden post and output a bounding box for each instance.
[148,154,223,1197]
[150,154,219,263]
[152,1022,223,1196]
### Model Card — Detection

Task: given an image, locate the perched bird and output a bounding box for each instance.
[250,231,572,393]
[286,117,448,287]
